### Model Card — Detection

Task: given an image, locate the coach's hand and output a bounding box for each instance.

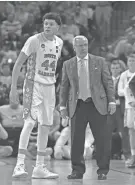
[9,86,19,104]
[108,103,116,115]
[60,108,68,119]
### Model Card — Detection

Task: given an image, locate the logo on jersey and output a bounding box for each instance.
[41,44,45,48]
[56,46,58,53]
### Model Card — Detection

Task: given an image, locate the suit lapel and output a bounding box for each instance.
[70,57,79,89]
[88,54,96,88]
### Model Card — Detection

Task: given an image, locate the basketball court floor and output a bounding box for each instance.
[0,158,135,185]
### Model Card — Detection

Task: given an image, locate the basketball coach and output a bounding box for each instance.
[60,36,116,180]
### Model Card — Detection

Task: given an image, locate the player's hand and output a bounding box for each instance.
[60,108,68,119]
[108,103,116,115]
[9,87,19,104]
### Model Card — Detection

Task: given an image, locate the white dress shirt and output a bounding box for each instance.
[112,75,120,88]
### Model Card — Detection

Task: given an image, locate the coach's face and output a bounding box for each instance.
[74,38,88,59]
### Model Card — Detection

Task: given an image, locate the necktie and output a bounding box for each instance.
[79,60,89,101]
[114,78,118,91]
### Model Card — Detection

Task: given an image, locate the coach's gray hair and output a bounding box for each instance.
[73,35,88,46]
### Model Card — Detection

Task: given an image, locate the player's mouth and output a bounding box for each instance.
[45,30,51,33]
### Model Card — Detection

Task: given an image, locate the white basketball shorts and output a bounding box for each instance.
[24,81,55,126]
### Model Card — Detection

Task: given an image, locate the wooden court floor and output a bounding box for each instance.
[0,158,135,185]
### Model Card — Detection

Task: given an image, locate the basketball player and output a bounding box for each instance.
[10,13,63,179]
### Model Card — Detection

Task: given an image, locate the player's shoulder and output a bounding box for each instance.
[26,33,40,43]
[120,70,128,78]
[55,35,63,45]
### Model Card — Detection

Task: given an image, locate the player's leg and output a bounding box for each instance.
[13,82,39,178]
[12,117,36,178]
[32,85,58,179]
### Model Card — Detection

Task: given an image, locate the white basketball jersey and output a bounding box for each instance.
[21,32,63,85]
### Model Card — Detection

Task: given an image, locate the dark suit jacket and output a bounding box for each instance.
[60,54,115,118]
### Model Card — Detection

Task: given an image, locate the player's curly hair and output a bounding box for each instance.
[42,12,62,26]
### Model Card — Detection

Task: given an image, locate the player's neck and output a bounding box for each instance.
[43,33,55,41]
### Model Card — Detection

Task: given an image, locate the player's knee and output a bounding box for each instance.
[26,122,35,131]
[24,118,35,131]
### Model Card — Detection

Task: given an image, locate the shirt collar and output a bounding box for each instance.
[77,54,88,62]
[112,75,120,80]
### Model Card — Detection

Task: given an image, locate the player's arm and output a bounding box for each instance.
[11,52,28,89]
[11,36,37,90]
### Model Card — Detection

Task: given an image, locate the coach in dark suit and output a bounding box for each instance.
[60,36,116,180]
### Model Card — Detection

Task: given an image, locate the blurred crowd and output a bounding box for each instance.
[0,1,135,168]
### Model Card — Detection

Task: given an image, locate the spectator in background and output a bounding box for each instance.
[0,122,13,158]
[74,5,88,28]
[114,33,135,64]
[54,123,94,160]
[0,83,10,106]
[109,60,124,131]
[67,18,80,37]
[58,24,74,44]
[0,63,12,88]
[38,1,52,17]
[0,101,23,157]
[118,53,135,167]
[1,13,22,42]
[14,3,29,27]
[73,6,89,39]
[22,13,37,40]
[0,42,17,65]
[95,2,112,44]
[0,1,15,23]
[108,60,127,159]
[26,2,41,18]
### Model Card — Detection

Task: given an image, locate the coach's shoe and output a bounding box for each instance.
[12,164,28,178]
[67,171,83,179]
[32,164,59,179]
[98,174,107,180]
